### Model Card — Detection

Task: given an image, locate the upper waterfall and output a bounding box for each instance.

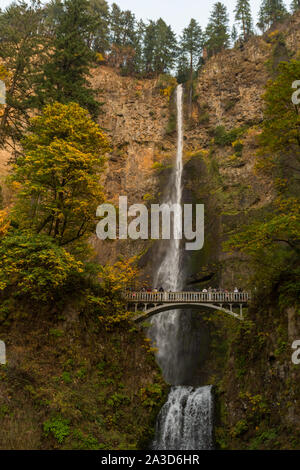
[154,84,184,292]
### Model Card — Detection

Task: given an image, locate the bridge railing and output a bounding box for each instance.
[124,291,251,304]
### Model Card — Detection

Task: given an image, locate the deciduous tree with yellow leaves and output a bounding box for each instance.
[12,101,110,247]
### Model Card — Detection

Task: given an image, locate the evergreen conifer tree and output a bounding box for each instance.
[36,0,99,118]
[258,0,288,32]
[205,2,230,57]
[143,19,177,76]
[0,1,44,149]
[234,0,253,40]
[291,0,300,13]
[180,19,203,83]
[231,24,238,44]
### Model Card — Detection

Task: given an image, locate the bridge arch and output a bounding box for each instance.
[125,291,250,323]
[133,302,243,323]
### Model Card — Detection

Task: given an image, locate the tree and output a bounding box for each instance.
[0,209,9,238]
[153,19,178,75]
[143,20,157,75]
[176,52,190,83]
[109,2,124,45]
[234,0,253,40]
[36,0,100,118]
[291,0,300,12]
[108,3,140,74]
[12,102,110,246]
[205,2,230,57]
[87,0,110,54]
[143,19,177,76]
[257,0,288,32]
[231,24,238,45]
[180,19,203,84]
[87,257,140,328]
[257,60,300,177]
[0,1,44,150]
[132,20,146,75]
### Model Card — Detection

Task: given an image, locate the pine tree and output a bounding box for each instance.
[87,0,110,54]
[109,2,123,46]
[143,19,177,76]
[258,0,288,32]
[176,52,190,83]
[0,1,44,150]
[36,0,99,118]
[109,3,139,73]
[234,0,253,40]
[231,24,238,45]
[154,19,178,75]
[180,19,203,83]
[130,19,146,76]
[143,20,157,75]
[205,2,230,57]
[110,4,136,47]
[291,0,300,12]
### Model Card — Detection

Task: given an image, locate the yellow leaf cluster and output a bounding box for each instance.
[0,210,10,237]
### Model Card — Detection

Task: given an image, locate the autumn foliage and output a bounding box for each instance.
[12,102,110,246]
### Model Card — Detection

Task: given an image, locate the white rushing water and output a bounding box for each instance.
[149,84,184,383]
[155,83,184,292]
[153,386,214,451]
[149,85,214,450]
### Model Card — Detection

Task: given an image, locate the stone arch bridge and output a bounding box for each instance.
[125,291,251,322]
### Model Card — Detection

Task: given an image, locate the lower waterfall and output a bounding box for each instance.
[153,386,214,451]
[150,85,214,450]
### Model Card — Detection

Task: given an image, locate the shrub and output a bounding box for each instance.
[211,125,245,147]
[0,231,84,302]
[152,162,165,171]
[158,74,177,100]
[43,417,70,444]
[231,419,249,437]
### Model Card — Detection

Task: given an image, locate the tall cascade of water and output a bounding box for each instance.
[150,85,214,450]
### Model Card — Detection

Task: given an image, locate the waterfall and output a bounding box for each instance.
[155,83,183,292]
[148,84,184,384]
[149,85,214,450]
[153,386,214,451]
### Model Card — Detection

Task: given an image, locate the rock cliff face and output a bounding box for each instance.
[89,67,174,265]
